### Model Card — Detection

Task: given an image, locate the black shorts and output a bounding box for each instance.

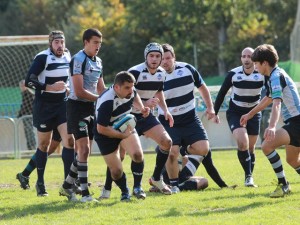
[282,115,300,147]
[159,116,208,146]
[67,99,94,140]
[226,109,261,135]
[134,113,161,136]
[32,99,67,132]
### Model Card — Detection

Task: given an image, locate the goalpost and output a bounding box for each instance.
[0,35,48,157]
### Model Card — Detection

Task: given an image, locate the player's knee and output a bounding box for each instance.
[131,151,143,162]
[110,167,123,180]
[159,136,172,150]
[38,141,51,152]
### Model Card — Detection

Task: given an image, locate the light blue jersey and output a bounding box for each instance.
[68,50,103,102]
[268,67,300,121]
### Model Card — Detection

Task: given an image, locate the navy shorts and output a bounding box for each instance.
[226,109,261,135]
[282,115,300,147]
[33,99,67,132]
[179,179,198,191]
[134,112,161,136]
[67,99,94,140]
[159,116,208,146]
[94,136,122,155]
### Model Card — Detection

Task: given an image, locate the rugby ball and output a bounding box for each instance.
[112,114,137,132]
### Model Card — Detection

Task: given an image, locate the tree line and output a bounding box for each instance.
[0,0,297,83]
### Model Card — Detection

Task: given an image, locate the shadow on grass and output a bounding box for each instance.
[0,200,119,221]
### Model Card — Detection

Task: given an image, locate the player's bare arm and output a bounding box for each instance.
[97,124,132,139]
[133,93,150,118]
[198,84,215,120]
[240,96,273,126]
[72,74,99,101]
[264,99,281,142]
[155,91,174,127]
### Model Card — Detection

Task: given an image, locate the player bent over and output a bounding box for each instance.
[95,71,150,201]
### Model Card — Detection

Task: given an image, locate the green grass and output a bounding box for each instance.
[1,149,300,225]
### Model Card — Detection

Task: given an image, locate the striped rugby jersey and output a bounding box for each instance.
[161,61,204,125]
[214,66,265,114]
[128,62,166,114]
[27,48,71,102]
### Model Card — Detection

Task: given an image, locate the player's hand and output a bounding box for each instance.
[165,110,174,127]
[122,125,133,139]
[264,127,276,142]
[146,98,160,108]
[212,115,220,124]
[205,108,215,121]
[240,113,251,127]
[141,107,150,118]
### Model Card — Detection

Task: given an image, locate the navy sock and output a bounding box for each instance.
[114,172,129,194]
[22,153,37,177]
[202,150,227,188]
[131,160,144,188]
[237,150,252,178]
[104,167,113,190]
[35,148,48,184]
[62,147,75,179]
[152,146,169,180]
[250,153,255,173]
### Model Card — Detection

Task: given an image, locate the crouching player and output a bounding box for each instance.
[94,71,150,201]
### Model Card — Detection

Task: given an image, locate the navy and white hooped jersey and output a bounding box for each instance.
[95,85,136,128]
[128,62,166,114]
[27,48,71,102]
[214,66,265,114]
[160,61,204,125]
[68,50,103,102]
[267,67,300,122]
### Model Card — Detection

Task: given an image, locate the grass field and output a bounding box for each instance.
[1,149,300,225]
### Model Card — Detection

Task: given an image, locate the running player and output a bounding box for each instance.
[59,28,106,203]
[158,43,215,193]
[240,44,298,197]
[95,71,150,201]
[213,47,265,187]
[25,30,75,197]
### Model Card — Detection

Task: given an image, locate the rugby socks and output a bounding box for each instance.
[131,160,144,188]
[295,166,300,175]
[22,153,37,177]
[36,148,48,184]
[250,153,255,173]
[104,167,113,191]
[266,150,287,185]
[202,150,228,188]
[114,172,129,194]
[237,150,252,178]
[179,155,204,183]
[61,147,75,179]
[152,146,169,181]
[63,159,78,189]
[77,161,90,196]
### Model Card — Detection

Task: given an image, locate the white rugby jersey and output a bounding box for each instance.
[27,48,71,102]
[214,66,265,114]
[160,61,204,125]
[267,67,300,121]
[128,62,166,114]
